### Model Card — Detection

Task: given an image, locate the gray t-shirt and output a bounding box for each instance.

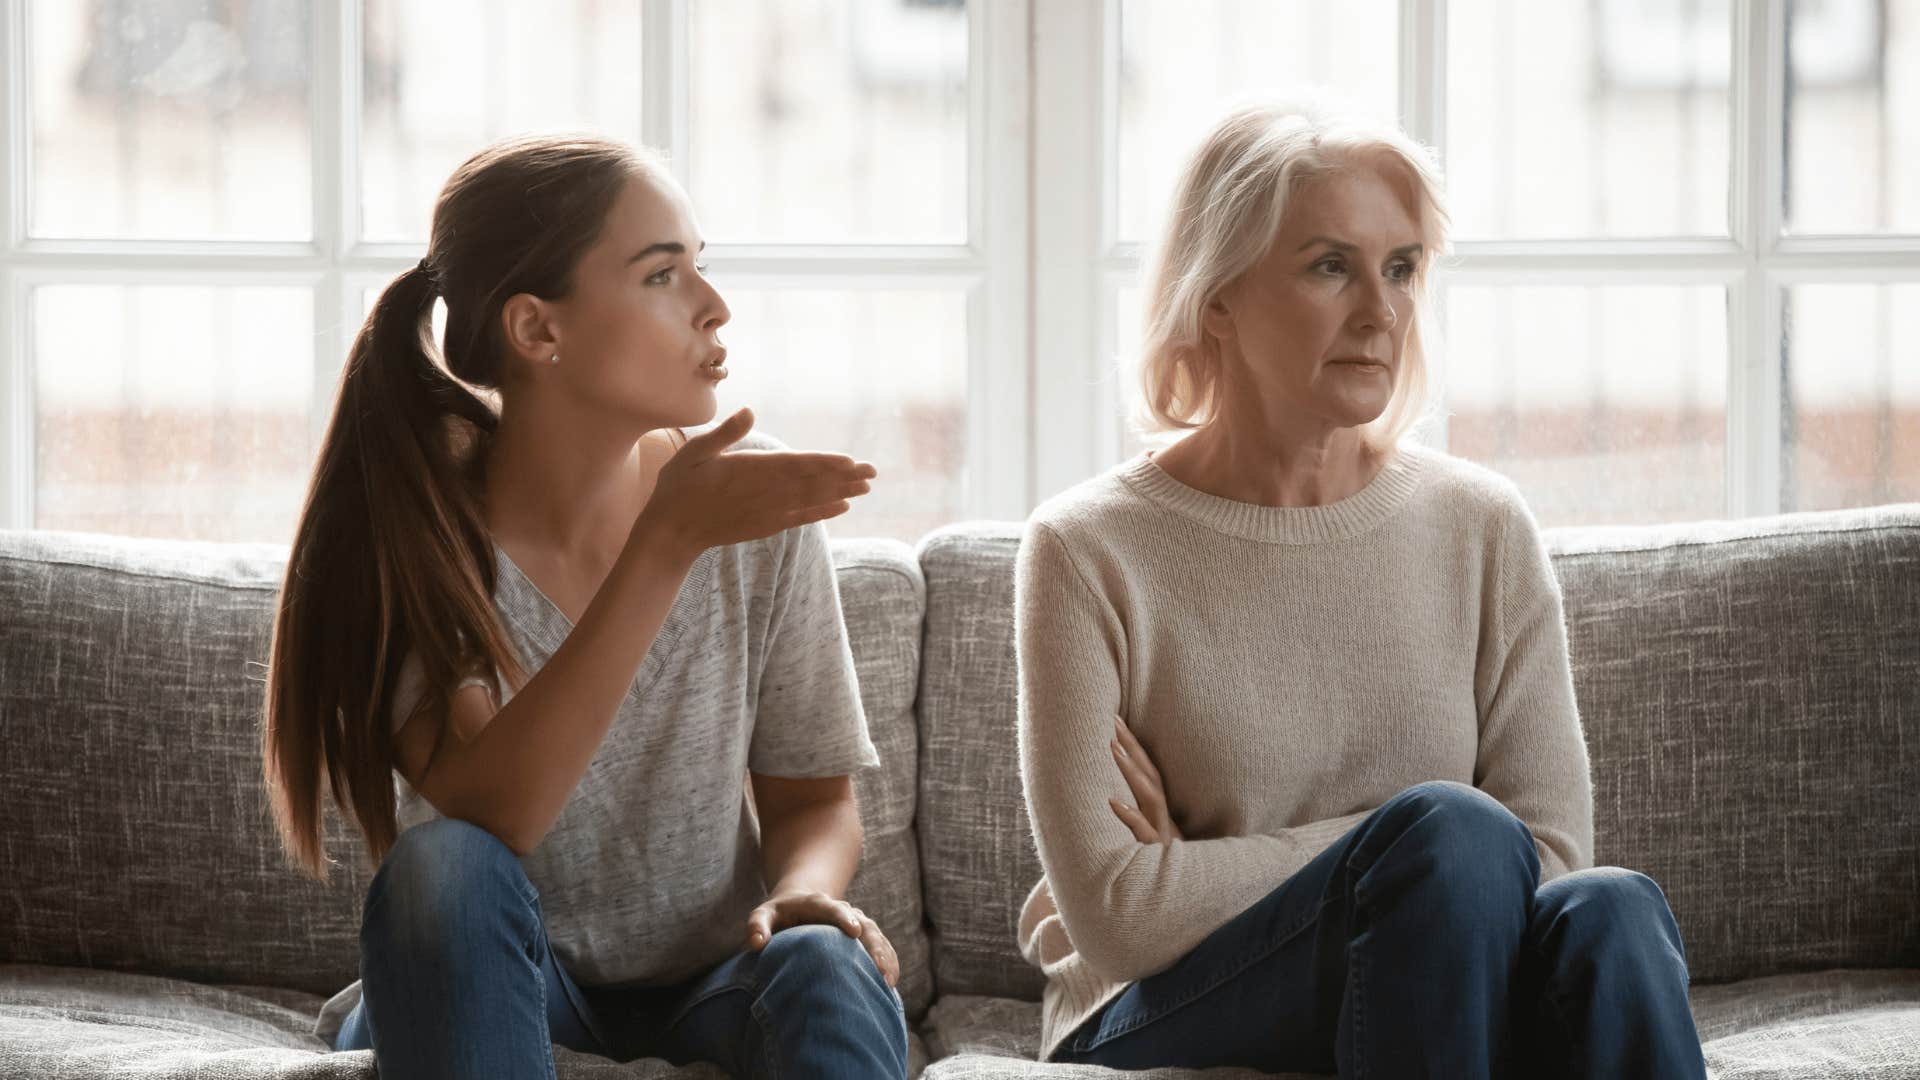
[318,436,877,1032]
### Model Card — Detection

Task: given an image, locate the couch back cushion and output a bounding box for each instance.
[0,530,932,1014]
[1547,505,1919,981]
[912,505,1920,1001]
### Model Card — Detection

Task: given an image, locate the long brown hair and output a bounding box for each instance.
[264,134,657,877]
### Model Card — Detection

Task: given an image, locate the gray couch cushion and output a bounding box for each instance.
[912,506,1920,1001]
[0,964,725,1077]
[917,970,1920,1078]
[914,525,1045,1002]
[1690,969,1920,1077]
[0,964,939,1078]
[1547,505,1920,982]
[0,530,931,1013]
[830,539,936,1018]
[0,531,369,997]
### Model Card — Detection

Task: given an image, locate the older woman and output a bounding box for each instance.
[1014,101,1705,1078]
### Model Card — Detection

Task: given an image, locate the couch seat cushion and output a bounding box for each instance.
[917,969,1920,1079]
[1,965,948,1077]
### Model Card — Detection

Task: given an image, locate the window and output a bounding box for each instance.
[3,0,1915,542]
[1036,0,1919,524]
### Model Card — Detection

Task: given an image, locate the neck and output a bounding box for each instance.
[482,395,649,564]
[1157,414,1378,508]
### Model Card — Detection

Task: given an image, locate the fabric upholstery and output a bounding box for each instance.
[1546,506,1920,983]
[0,531,370,997]
[0,530,932,1015]
[918,970,1920,1079]
[914,525,1047,1002]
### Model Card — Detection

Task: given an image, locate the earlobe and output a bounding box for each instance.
[499,293,561,368]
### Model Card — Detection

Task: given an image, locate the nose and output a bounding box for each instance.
[697,273,730,332]
[1355,275,1398,333]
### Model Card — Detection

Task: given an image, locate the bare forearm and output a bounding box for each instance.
[759,793,864,899]
[417,522,697,852]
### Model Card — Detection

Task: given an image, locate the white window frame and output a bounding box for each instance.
[0,0,1032,531]
[3,0,1918,533]
[1029,0,1920,516]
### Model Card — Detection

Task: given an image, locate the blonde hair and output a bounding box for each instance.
[1135,98,1451,451]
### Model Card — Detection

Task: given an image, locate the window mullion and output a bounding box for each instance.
[1728,0,1786,517]
[1031,0,1111,505]
[2,0,30,528]
[971,0,1032,520]
[313,1,354,451]
[642,0,688,178]
[1401,0,1446,453]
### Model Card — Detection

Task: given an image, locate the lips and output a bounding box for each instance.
[700,348,728,379]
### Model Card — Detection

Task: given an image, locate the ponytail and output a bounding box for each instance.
[263,262,521,877]
[262,133,654,877]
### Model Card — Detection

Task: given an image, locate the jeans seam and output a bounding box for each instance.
[1073,892,1337,1052]
[748,992,780,1080]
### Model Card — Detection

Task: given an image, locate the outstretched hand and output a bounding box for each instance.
[638,408,878,559]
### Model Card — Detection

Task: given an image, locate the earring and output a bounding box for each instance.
[547,353,560,366]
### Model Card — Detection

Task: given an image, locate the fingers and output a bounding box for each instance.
[681,407,755,461]
[782,500,854,529]
[1110,731,1161,814]
[857,917,900,988]
[745,904,775,950]
[1110,798,1159,844]
[1114,716,1163,785]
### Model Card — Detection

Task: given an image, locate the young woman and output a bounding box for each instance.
[263,134,907,1080]
[1014,101,1707,1077]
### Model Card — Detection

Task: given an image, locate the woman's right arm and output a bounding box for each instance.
[400,409,874,855]
[1016,520,1365,982]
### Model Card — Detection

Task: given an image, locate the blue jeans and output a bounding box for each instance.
[1052,781,1706,1079]
[333,818,908,1080]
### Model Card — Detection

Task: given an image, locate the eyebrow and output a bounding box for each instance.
[627,240,706,264]
[1295,237,1424,258]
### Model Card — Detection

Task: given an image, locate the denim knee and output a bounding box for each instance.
[362,818,535,956]
[1532,867,1685,964]
[756,923,879,988]
[1364,781,1540,900]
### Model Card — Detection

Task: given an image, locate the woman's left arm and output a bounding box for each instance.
[747,773,899,987]
[1474,497,1596,882]
[741,517,893,980]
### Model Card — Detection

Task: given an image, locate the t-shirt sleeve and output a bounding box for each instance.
[747,521,879,777]
[388,650,497,736]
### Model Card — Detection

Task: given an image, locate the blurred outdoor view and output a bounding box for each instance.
[20,0,1919,543]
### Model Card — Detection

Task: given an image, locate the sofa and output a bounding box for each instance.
[2,503,1917,1079]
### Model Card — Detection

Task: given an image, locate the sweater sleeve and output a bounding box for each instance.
[1473,497,1595,882]
[1016,520,1368,982]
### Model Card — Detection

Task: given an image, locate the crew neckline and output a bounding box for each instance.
[1117,442,1430,545]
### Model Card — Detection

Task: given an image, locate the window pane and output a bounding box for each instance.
[1782,284,1920,510]
[1445,285,1728,526]
[1117,0,1399,244]
[34,285,316,542]
[689,0,969,244]
[361,0,644,243]
[1784,0,1920,235]
[29,0,312,240]
[1448,0,1731,239]
[710,287,967,541]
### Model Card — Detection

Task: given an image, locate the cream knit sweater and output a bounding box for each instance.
[1014,443,1595,1060]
